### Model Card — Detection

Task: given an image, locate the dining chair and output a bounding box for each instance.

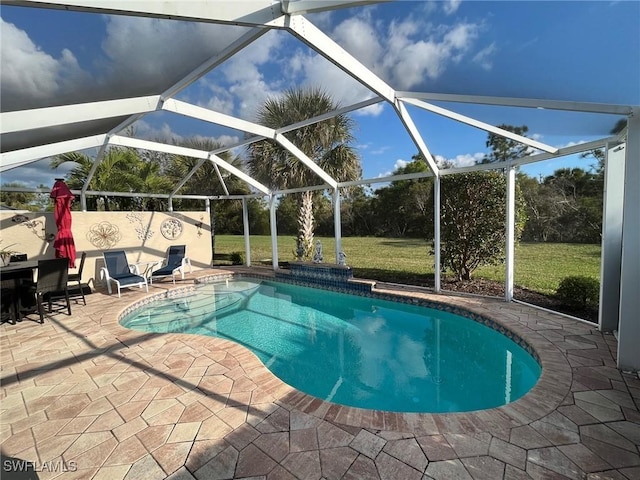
[19,258,72,324]
[67,251,86,305]
[149,245,191,284]
[101,250,148,297]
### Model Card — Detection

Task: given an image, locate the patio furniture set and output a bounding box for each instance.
[0,245,191,324]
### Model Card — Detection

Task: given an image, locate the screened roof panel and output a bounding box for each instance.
[1,6,253,112]
[1,117,125,153]
[317,1,640,105]
[1,0,637,189]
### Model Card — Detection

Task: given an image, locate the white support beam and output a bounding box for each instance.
[275,133,338,188]
[599,142,625,332]
[505,166,516,302]
[0,134,107,170]
[286,15,395,103]
[401,97,558,154]
[338,136,615,186]
[196,97,384,157]
[434,176,441,293]
[170,159,207,197]
[213,165,230,196]
[81,142,108,211]
[210,194,265,200]
[162,28,268,100]
[275,184,329,195]
[269,195,279,270]
[1,96,161,134]
[109,135,271,194]
[512,137,615,167]
[242,198,251,267]
[5,1,286,27]
[0,184,219,201]
[205,155,269,195]
[282,0,389,15]
[163,99,275,138]
[339,171,433,188]
[105,29,270,140]
[617,110,640,371]
[396,91,635,116]
[277,97,384,134]
[394,101,440,176]
[333,189,342,264]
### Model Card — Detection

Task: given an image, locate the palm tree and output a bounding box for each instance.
[246,87,361,260]
[50,148,173,211]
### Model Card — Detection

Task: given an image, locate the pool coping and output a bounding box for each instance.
[113,268,574,436]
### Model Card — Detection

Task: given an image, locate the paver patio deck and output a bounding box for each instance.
[1,267,639,480]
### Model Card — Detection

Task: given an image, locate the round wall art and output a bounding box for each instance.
[160,218,184,240]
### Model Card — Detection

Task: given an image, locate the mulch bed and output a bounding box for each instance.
[440,277,598,324]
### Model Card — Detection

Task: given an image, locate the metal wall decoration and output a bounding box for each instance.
[87,222,121,249]
[126,212,153,241]
[13,214,55,242]
[160,218,184,240]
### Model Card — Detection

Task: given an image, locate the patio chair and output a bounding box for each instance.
[67,251,86,305]
[149,245,191,284]
[19,258,72,324]
[101,250,148,298]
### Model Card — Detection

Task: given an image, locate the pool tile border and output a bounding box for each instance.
[114,269,573,435]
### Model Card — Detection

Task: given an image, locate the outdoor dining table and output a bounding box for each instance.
[0,260,39,321]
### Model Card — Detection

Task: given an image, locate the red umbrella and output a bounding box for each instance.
[51,179,76,268]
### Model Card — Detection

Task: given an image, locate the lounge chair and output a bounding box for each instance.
[101,250,148,297]
[150,245,192,284]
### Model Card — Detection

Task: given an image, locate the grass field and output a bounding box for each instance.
[214,235,601,296]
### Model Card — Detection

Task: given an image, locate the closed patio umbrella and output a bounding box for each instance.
[50,178,76,268]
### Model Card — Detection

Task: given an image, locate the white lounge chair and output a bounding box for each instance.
[101,250,148,297]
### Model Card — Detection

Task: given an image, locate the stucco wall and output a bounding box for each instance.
[0,211,212,288]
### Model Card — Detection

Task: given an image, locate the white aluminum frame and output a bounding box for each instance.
[1,0,639,369]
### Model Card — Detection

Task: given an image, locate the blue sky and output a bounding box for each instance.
[1,1,638,188]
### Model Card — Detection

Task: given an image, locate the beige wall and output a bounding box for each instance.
[0,211,212,287]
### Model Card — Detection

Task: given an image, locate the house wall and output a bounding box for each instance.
[0,211,212,288]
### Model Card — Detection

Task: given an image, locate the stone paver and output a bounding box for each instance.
[1,267,639,479]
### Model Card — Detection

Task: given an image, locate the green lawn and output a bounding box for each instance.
[214,235,600,296]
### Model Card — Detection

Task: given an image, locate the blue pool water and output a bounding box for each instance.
[120,279,541,413]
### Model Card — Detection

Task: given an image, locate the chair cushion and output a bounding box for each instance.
[112,274,145,286]
[151,266,175,276]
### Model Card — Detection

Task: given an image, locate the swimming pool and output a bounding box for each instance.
[120,278,541,413]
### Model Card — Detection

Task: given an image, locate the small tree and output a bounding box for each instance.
[440,171,525,281]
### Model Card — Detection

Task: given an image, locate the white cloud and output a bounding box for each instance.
[211,29,285,120]
[436,152,485,167]
[371,146,392,155]
[555,140,588,149]
[0,19,89,108]
[394,159,409,170]
[99,17,246,95]
[277,12,483,115]
[472,42,497,71]
[377,158,409,178]
[338,16,480,90]
[1,158,78,189]
[1,15,248,110]
[443,0,463,15]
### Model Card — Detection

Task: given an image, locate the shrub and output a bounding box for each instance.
[556,276,600,307]
[230,251,244,265]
